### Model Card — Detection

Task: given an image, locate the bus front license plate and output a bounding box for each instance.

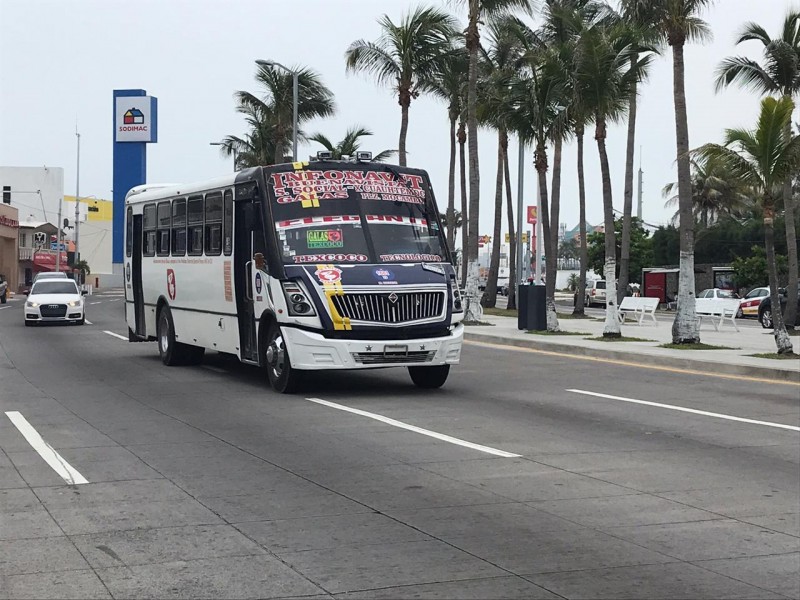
[384,344,408,356]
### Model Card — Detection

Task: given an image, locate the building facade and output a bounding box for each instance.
[0,203,20,292]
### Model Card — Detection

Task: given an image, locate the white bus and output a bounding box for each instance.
[124,155,464,393]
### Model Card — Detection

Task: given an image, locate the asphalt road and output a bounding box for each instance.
[1,290,798,599]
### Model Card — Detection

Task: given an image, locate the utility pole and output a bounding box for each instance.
[55,195,62,272]
[74,127,81,272]
[637,148,643,221]
[515,139,524,296]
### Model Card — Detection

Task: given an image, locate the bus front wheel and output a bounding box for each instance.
[264,322,300,393]
[408,364,450,389]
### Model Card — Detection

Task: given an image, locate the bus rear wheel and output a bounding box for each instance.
[408,364,450,389]
[263,321,299,393]
[158,305,203,366]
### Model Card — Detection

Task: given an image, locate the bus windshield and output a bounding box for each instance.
[267,167,447,265]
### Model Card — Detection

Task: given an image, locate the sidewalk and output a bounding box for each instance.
[464,310,800,383]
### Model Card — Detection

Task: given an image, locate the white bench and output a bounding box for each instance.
[695,297,740,332]
[617,296,659,325]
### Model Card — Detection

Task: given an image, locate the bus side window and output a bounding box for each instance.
[143,204,156,257]
[172,198,187,256]
[156,201,171,256]
[223,190,233,256]
[187,196,204,256]
[204,192,223,256]
[126,206,133,257]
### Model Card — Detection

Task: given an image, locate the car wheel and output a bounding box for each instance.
[736,307,743,319]
[0,293,6,304]
[263,320,299,393]
[760,309,773,329]
[409,364,450,389]
[77,316,85,325]
[24,320,32,327]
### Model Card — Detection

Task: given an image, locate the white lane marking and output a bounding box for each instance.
[5,411,89,485]
[567,389,800,432]
[84,320,93,325]
[202,365,227,374]
[0,306,9,310]
[307,398,521,457]
[89,302,101,305]
[103,330,128,341]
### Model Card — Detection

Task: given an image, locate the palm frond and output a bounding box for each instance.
[714,57,777,94]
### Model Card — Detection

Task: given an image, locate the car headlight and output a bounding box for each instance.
[68,300,82,307]
[26,301,39,308]
[281,281,317,316]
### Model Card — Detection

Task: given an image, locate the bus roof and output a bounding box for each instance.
[124,168,260,204]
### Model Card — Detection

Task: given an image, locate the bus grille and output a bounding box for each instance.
[352,350,436,365]
[331,291,445,323]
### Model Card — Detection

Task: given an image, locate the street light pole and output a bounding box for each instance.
[74,128,81,270]
[256,59,298,162]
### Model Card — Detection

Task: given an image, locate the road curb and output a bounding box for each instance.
[463,332,800,384]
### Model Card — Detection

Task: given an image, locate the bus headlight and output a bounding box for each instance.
[281,281,317,317]
[451,283,464,313]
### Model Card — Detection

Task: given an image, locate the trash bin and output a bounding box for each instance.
[518,284,547,331]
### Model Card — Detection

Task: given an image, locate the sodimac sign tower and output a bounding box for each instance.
[112,89,157,284]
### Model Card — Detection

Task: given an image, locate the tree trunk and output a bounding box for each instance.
[574,127,587,316]
[458,119,468,286]
[535,142,559,331]
[466,0,481,270]
[273,128,285,165]
[398,89,410,167]
[503,135,517,311]
[548,136,563,329]
[596,117,621,337]
[483,132,504,309]
[764,202,794,353]
[670,42,700,344]
[619,61,638,304]
[782,114,798,329]
[446,113,457,253]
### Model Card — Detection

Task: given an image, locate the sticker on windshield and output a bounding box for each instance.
[293,253,368,264]
[315,267,342,283]
[373,268,396,285]
[380,253,443,262]
[307,229,343,249]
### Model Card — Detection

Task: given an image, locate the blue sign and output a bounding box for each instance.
[373,268,395,282]
[255,273,263,294]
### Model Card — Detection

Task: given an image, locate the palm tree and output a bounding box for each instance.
[70,259,90,285]
[220,104,280,168]
[662,155,749,226]
[235,62,335,165]
[693,96,800,353]
[574,19,649,337]
[462,0,531,295]
[621,0,713,344]
[345,6,457,167]
[715,10,800,328]
[308,126,396,162]
[429,45,469,254]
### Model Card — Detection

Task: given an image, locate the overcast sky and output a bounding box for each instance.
[1,0,798,240]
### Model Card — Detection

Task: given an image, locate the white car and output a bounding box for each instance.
[33,272,68,282]
[24,279,86,326]
[738,286,769,318]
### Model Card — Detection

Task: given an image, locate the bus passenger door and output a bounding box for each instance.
[132,214,146,337]
[234,201,259,363]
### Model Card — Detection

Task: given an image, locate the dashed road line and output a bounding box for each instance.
[567,389,800,432]
[103,330,128,341]
[5,411,89,485]
[307,397,521,457]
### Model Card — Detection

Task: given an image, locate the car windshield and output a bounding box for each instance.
[31,281,78,295]
[267,166,447,264]
[718,289,737,298]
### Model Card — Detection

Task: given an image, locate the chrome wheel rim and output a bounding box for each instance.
[266,334,286,379]
[160,316,169,354]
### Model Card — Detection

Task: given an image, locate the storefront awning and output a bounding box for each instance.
[32,251,69,272]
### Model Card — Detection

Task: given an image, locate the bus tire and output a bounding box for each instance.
[408,364,450,389]
[263,321,299,393]
[157,305,189,366]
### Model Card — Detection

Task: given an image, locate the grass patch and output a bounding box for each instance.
[787,329,800,336]
[586,336,657,342]
[482,307,518,318]
[749,352,800,360]
[526,330,589,336]
[556,312,594,320]
[463,320,495,326]
[659,342,738,350]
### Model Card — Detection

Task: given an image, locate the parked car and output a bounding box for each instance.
[758,284,800,329]
[24,279,87,326]
[738,286,770,319]
[574,280,606,307]
[0,275,7,304]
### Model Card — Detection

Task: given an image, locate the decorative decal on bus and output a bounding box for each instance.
[223,261,233,302]
[314,267,342,284]
[270,170,426,206]
[167,269,176,300]
[379,253,443,262]
[292,253,368,264]
[307,229,344,249]
[373,268,397,285]
[277,214,428,231]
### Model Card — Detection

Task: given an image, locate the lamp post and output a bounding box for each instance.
[210,142,237,171]
[75,128,81,267]
[256,59,298,162]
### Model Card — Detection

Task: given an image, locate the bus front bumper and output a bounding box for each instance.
[282,324,464,370]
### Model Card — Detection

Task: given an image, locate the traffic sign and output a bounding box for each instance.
[527,206,537,225]
[505,232,529,243]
